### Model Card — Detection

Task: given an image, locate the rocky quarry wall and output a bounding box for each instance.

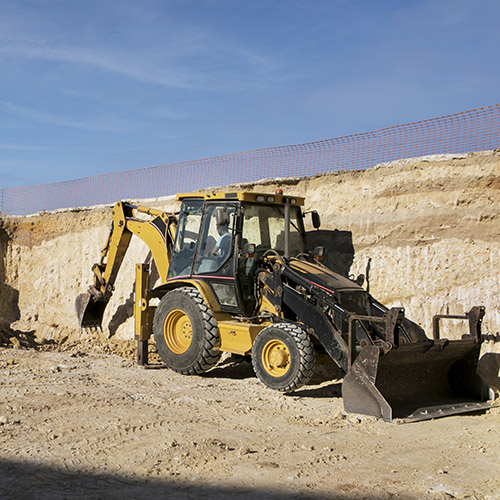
[1,150,499,385]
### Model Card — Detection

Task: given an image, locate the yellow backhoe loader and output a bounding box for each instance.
[76,192,494,421]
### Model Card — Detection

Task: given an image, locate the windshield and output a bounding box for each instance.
[241,204,305,256]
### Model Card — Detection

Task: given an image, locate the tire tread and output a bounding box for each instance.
[153,287,221,375]
[252,322,315,392]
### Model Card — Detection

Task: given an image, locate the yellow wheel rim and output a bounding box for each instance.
[164,309,192,354]
[261,339,290,377]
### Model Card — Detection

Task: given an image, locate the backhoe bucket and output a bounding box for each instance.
[75,291,107,330]
[342,340,492,422]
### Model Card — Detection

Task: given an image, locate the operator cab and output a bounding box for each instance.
[167,192,306,316]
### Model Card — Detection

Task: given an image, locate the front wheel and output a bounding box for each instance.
[252,323,315,392]
[153,287,221,375]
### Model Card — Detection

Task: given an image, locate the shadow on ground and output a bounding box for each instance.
[288,382,342,399]
[203,356,255,380]
[0,458,414,500]
[203,354,346,396]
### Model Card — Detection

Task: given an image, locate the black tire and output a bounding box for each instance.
[252,323,315,392]
[153,287,221,375]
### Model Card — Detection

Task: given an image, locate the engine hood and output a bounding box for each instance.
[287,258,363,294]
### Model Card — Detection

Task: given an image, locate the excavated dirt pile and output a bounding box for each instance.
[1,150,500,499]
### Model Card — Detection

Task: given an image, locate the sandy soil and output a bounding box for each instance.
[1,345,499,500]
[1,151,500,499]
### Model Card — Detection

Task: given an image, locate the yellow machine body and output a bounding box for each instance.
[76,191,494,422]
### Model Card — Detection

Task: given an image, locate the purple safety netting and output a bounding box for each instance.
[1,103,499,215]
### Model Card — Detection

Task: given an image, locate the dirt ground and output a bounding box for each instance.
[1,343,499,500]
[1,151,500,499]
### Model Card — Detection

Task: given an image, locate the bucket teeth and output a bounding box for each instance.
[75,291,106,331]
[80,323,102,334]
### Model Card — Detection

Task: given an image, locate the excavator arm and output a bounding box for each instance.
[76,200,177,330]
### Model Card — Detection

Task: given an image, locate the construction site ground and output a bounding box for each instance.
[2,151,500,499]
[1,343,499,500]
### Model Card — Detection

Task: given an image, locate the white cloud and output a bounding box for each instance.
[0,142,53,151]
[0,101,138,133]
[0,3,282,92]
[0,40,200,90]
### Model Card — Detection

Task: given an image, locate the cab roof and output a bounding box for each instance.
[176,191,305,207]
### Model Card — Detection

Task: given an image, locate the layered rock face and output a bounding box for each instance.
[1,151,499,360]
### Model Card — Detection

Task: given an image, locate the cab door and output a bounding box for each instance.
[193,202,240,311]
[167,198,203,279]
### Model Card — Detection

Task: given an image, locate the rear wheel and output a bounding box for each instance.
[252,323,315,391]
[153,287,221,374]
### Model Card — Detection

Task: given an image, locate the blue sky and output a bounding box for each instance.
[1,0,499,189]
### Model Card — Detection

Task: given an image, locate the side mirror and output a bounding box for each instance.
[355,274,365,287]
[311,211,321,229]
[215,207,229,226]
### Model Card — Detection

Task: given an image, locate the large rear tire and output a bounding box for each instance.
[252,323,315,392]
[153,287,221,374]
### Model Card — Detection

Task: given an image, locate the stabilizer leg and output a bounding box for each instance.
[134,263,154,366]
[137,339,149,366]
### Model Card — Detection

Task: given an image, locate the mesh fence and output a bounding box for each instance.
[1,103,499,215]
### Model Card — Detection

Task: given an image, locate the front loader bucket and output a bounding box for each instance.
[342,340,492,422]
[75,292,107,330]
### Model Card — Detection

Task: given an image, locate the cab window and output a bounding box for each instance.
[241,204,305,256]
[194,203,236,274]
[168,199,203,278]
[238,203,305,314]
